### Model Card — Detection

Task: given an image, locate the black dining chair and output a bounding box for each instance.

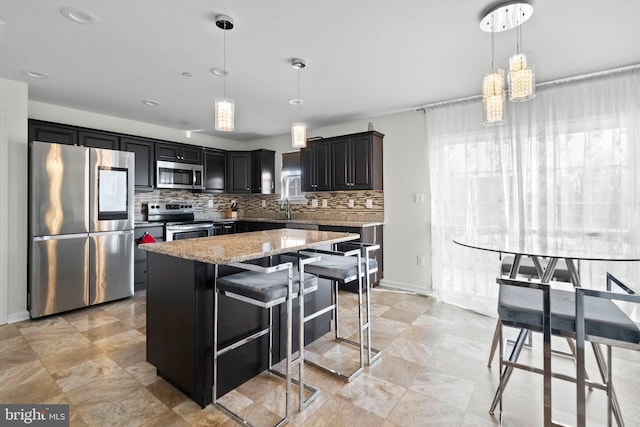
[576,273,640,427]
[493,274,640,426]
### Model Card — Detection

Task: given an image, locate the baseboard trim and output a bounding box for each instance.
[7,310,29,324]
[378,279,435,297]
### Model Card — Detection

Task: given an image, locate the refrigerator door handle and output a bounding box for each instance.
[90,230,133,237]
[33,233,88,241]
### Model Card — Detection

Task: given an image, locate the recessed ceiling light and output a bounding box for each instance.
[60,7,99,25]
[21,70,49,79]
[142,100,159,106]
[289,98,303,105]
[210,67,229,77]
[181,72,193,77]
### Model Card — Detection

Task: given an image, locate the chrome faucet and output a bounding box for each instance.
[280,198,291,220]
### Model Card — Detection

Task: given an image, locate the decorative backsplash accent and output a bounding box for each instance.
[134,190,384,222]
[244,190,384,222]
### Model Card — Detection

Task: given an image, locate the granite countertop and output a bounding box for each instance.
[239,218,384,227]
[138,228,360,264]
[134,218,384,228]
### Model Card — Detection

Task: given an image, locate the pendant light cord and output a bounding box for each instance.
[490,15,495,71]
[297,67,301,120]
[516,4,522,55]
[223,28,227,99]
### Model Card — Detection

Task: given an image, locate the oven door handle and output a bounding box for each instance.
[165,223,214,232]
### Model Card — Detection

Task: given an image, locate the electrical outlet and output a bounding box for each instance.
[208,200,214,208]
[261,200,266,207]
[348,199,354,208]
[414,193,425,204]
[322,199,327,208]
[365,199,373,209]
[417,255,426,266]
[311,199,318,208]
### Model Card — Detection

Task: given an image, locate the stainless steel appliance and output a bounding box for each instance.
[156,160,204,190]
[145,202,214,241]
[29,141,135,318]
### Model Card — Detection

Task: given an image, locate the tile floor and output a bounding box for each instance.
[1,288,639,426]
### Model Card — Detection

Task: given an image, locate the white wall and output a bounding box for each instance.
[0,78,29,323]
[245,111,433,294]
[29,101,241,151]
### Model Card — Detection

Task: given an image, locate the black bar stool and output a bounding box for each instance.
[299,242,381,383]
[213,259,320,426]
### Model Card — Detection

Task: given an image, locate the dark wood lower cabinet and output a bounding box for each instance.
[145,253,331,408]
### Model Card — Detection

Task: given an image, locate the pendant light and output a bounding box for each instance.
[291,58,307,148]
[508,4,535,102]
[481,17,505,125]
[214,15,234,132]
[480,2,535,124]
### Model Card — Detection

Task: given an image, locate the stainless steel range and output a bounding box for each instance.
[145,202,214,241]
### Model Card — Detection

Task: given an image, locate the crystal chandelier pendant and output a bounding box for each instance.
[508,53,536,102]
[482,69,505,125]
[215,97,235,132]
[214,15,235,132]
[291,122,307,148]
[290,58,307,148]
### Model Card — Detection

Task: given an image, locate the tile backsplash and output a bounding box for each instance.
[134,190,384,222]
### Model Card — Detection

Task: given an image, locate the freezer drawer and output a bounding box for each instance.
[29,235,89,318]
[90,231,134,304]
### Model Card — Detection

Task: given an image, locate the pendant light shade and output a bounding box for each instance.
[291,58,307,148]
[215,97,235,132]
[292,122,307,148]
[482,69,505,125]
[508,4,536,102]
[214,15,235,132]
[508,54,535,101]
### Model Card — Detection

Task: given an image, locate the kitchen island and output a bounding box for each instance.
[139,228,359,408]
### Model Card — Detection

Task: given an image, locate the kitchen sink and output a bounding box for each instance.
[284,222,318,230]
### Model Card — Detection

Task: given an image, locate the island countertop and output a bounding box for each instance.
[139,228,359,264]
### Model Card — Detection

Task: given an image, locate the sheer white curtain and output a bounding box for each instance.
[426,66,640,317]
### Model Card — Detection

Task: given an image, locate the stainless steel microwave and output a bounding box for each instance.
[156,160,204,190]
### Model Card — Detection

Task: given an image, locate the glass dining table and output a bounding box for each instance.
[453,231,640,425]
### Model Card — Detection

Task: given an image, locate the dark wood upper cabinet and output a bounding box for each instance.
[120,137,155,192]
[156,142,202,164]
[28,120,77,146]
[227,151,252,193]
[203,149,227,193]
[301,140,331,192]
[331,131,383,191]
[251,149,275,194]
[78,130,120,150]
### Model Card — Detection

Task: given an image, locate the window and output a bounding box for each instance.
[281,151,305,200]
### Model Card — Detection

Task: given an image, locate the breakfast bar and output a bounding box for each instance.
[139,228,359,408]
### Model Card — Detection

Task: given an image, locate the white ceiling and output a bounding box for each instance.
[1,1,639,142]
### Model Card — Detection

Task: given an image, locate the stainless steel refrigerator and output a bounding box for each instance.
[29,141,135,318]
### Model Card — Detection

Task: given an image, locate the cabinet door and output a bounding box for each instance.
[79,130,119,150]
[228,152,251,193]
[28,120,77,145]
[181,146,202,164]
[300,147,314,192]
[351,135,373,190]
[252,150,275,194]
[121,137,155,191]
[331,138,351,190]
[314,141,332,191]
[204,150,226,193]
[155,143,181,162]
